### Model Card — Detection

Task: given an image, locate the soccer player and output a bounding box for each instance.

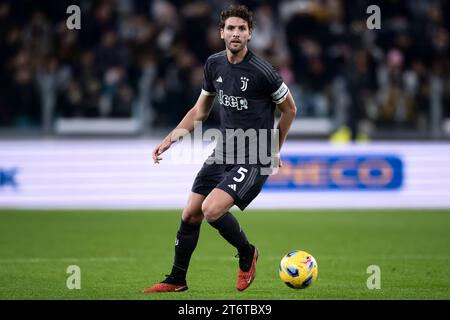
[144,4,297,293]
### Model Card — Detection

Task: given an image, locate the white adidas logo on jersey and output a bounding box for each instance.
[216,76,223,83]
[228,184,236,191]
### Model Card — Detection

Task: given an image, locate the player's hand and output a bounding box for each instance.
[273,153,282,168]
[152,138,172,164]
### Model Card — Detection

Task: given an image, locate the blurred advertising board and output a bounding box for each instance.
[1,140,449,209]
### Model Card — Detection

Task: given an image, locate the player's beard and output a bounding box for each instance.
[227,40,245,54]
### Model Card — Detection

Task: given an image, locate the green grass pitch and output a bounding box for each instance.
[0,209,449,300]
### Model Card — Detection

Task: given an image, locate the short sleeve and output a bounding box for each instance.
[201,59,216,96]
[264,65,289,104]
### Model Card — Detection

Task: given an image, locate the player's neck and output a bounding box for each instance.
[226,47,248,64]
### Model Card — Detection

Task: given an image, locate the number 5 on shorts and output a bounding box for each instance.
[233,167,248,183]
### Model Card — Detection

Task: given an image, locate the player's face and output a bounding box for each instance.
[221,17,252,54]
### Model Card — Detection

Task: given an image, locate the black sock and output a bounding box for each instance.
[208,212,252,257]
[169,219,201,281]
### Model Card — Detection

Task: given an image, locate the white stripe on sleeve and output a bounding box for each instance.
[201,89,216,96]
[271,82,289,104]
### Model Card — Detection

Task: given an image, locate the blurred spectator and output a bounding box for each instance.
[10,63,41,127]
[110,83,135,118]
[57,80,84,118]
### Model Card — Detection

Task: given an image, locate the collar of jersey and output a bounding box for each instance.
[226,49,252,66]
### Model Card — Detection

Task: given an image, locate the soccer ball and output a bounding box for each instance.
[279,250,318,289]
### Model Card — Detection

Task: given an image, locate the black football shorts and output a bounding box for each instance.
[191,161,269,210]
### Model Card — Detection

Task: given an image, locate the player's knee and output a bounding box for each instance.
[201,201,223,222]
[182,207,203,224]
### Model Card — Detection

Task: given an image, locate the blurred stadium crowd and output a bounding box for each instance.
[0,0,449,138]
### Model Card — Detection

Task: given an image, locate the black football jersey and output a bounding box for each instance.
[201,49,289,164]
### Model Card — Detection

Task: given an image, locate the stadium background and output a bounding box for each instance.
[0,0,449,300]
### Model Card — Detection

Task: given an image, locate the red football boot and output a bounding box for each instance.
[236,245,259,291]
[144,275,188,293]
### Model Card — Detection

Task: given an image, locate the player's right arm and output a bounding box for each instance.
[152,94,215,164]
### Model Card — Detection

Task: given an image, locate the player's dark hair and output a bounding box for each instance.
[219,4,253,30]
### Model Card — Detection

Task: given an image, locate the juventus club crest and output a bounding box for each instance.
[240,77,249,91]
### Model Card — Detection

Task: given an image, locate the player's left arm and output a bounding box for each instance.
[276,91,297,151]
